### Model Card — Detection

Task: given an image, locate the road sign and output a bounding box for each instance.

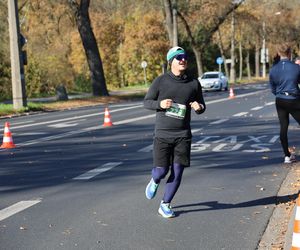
[216,57,223,65]
[141,61,147,68]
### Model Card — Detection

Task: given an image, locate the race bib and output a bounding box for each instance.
[165,103,186,120]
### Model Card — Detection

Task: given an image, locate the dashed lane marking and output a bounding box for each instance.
[2,89,267,132]
[9,120,35,125]
[0,89,268,148]
[138,145,153,152]
[48,119,86,128]
[265,102,274,106]
[73,162,122,180]
[0,199,41,222]
[251,106,263,111]
[15,132,47,136]
[113,114,154,125]
[0,105,143,132]
[209,119,229,125]
[191,128,203,134]
[233,112,248,117]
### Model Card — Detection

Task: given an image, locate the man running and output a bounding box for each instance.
[144,46,206,218]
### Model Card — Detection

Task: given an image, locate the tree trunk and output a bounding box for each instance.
[163,0,173,47]
[229,12,236,84]
[177,12,203,75]
[68,0,109,96]
[192,47,203,76]
[246,50,251,81]
[239,40,243,81]
[217,29,229,77]
[172,8,178,47]
[255,42,260,78]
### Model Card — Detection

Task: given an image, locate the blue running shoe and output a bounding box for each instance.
[158,201,175,218]
[145,178,159,199]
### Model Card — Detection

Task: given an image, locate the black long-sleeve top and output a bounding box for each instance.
[144,71,206,138]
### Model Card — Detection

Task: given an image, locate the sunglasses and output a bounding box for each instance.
[175,54,187,61]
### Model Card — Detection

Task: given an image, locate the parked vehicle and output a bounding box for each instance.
[198,71,228,91]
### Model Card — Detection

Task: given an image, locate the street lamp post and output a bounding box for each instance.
[8,0,27,109]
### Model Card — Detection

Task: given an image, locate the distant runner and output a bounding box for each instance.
[269,43,300,163]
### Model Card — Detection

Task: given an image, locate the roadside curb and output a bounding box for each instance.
[284,200,297,249]
[258,163,300,249]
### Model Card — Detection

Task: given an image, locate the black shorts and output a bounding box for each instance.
[153,137,191,167]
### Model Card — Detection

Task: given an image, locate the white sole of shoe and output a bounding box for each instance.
[158,207,175,218]
[145,181,155,199]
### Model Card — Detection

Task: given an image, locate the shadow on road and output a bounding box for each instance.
[173,192,299,215]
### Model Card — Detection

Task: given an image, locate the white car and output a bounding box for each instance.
[198,71,228,91]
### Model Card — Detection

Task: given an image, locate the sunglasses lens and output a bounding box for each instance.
[175,54,187,61]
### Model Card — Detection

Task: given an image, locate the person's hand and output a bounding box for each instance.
[160,99,173,109]
[189,101,203,111]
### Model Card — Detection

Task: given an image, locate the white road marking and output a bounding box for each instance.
[73,162,122,180]
[9,120,34,125]
[138,145,153,152]
[233,112,248,117]
[17,130,85,146]
[4,89,266,132]
[190,163,221,168]
[269,135,280,143]
[48,122,79,128]
[209,119,229,125]
[191,128,203,134]
[15,132,47,136]
[113,114,155,125]
[206,89,268,105]
[2,89,269,148]
[2,105,143,131]
[265,102,274,106]
[251,106,263,111]
[0,200,41,222]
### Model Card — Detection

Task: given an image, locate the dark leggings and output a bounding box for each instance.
[152,163,184,203]
[276,98,300,156]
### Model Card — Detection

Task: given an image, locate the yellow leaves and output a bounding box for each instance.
[119,10,169,85]
[68,31,88,75]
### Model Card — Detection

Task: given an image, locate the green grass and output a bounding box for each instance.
[0,102,44,117]
[109,83,150,91]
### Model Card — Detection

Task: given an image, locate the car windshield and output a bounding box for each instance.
[202,74,219,79]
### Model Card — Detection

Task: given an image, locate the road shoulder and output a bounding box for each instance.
[258,163,300,249]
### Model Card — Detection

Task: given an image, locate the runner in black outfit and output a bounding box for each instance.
[144,46,206,218]
[269,43,300,163]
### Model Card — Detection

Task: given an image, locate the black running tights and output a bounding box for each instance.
[275,98,300,156]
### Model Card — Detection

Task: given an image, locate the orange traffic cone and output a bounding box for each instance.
[291,196,300,250]
[229,87,235,99]
[0,122,16,148]
[103,107,113,127]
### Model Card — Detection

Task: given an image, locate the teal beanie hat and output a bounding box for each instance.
[166,46,185,62]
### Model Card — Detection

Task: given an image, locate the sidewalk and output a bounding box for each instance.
[258,163,300,249]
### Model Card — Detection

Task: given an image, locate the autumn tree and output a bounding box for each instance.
[163,0,245,76]
[24,1,74,95]
[0,1,11,100]
[119,8,169,86]
[68,0,109,96]
[92,11,124,88]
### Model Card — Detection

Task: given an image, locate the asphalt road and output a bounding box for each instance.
[0,83,297,250]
